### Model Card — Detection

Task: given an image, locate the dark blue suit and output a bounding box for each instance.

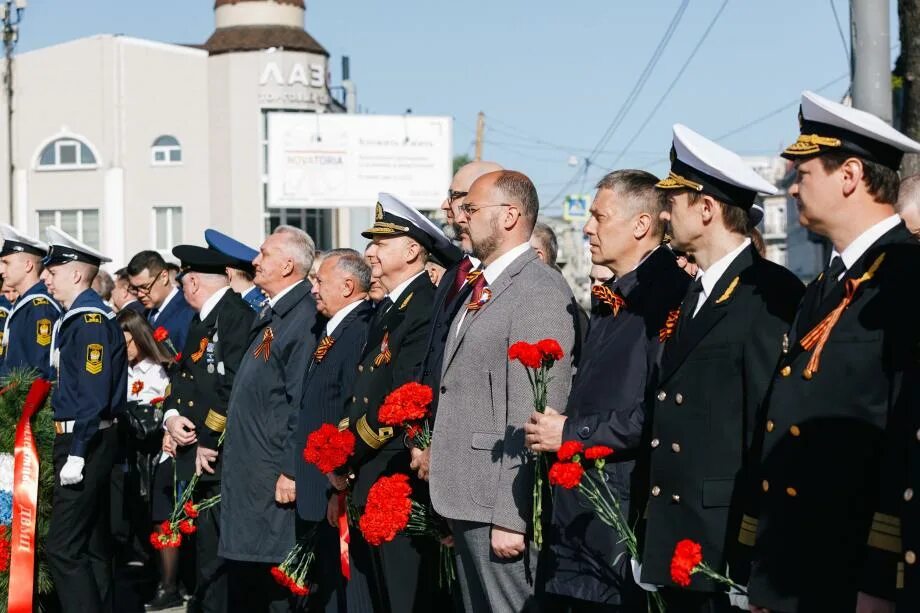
[0,280,62,380]
[147,289,195,354]
[296,300,376,613]
[120,299,146,316]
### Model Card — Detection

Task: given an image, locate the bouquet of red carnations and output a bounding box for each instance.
[359,473,456,589]
[271,526,318,597]
[670,539,745,592]
[378,382,434,449]
[508,338,564,549]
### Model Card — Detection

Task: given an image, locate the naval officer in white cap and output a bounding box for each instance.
[41,226,127,613]
[635,124,804,612]
[0,223,61,380]
[745,92,920,613]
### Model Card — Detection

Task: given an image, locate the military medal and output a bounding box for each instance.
[207,363,215,374]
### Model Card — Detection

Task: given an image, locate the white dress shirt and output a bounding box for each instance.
[268,280,303,309]
[829,214,902,279]
[199,287,230,321]
[127,358,170,404]
[693,238,751,317]
[325,299,365,337]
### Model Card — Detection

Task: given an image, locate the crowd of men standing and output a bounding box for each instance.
[3,87,920,613]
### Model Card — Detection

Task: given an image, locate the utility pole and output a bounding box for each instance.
[1,0,25,226]
[474,111,484,161]
[850,0,892,123]
[898,0,920,174]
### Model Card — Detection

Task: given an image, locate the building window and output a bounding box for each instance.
[266,207,332,250]
[37,138,97,170]
[151,135,182,165]
[37,209,100,249]
[153,207,183,249]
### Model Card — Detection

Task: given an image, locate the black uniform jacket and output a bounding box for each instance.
[640,244,803,591]
[745,223,920,612]
[168,289,254,481]
[344,273,435,505]
[295,300,373,521]
[545,246,689,605]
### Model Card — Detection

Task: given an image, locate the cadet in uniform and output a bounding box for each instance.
[205,229,268,312]
[638,125,804,612]
[744,92,920,613]
[339,193,452,612]
[42,226,127,613]
[0,223,61,379]
[162,244,255,613]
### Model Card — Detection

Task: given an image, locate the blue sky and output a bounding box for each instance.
[19,0,898,212]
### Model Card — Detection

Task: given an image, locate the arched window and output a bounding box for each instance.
[37,138,97,169]
[151,135,182,165]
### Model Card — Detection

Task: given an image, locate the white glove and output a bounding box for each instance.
[60,456,85,486]
[630,557,658,592]
[728,585,749,610]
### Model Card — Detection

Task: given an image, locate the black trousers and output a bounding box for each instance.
[370,532,440,613]
[46,427,117,613]
[659,587,732,613]
[227,560,300,613]
[195,480,227,613]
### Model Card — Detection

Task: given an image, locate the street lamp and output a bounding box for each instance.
[2,0,25,225]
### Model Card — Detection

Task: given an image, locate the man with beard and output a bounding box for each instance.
[430,170,578,613]
[525,169,689,612]
[637,124,803,612]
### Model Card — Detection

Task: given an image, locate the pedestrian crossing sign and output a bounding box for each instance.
[563,195,589,222]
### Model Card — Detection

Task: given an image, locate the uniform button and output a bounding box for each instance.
[181,372,186,378]
[369,366,375,372]
[907,551,917,565]
[671,494,680,503]
[766,420,774,432]
[789,425,801,437]
[190,375,194,380]
[761,480,769,492]
[351,396,356,403]
[916,428,920,441]
[906,488,915,502]
[440,386,447,394]
[675,393,684,405]
[579,426,590,438]
[363,397,369,405]
[671,442,681,453]
[423,370,431,377]
[651,486,661,497]
[358,365,363,372]
[651,438,660,448]
[188,401,194,408]
[786,487,797,497]
[656,390,667,402]
[780,366,792,377]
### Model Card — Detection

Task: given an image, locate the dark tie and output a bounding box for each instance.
[445,256,474,305]
[819,256,846,301]
[372,297,393,327]
[148,308,159,323]
[466,270,488,311]
[679,278,704,327]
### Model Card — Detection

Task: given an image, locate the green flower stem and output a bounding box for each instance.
[693,563,746,593]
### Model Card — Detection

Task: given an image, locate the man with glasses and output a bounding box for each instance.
[126,250,195,352]
[0,223,62,379]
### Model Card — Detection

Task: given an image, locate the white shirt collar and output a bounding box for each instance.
[483,242,532,285]
[694,238,751,315]
[325,299,365,336]
[198,286,230,321]
[385,270,425,305]
[131,358,157,374]
[268,279,304,308]
[831,214,902,274]
[155,286,179,316]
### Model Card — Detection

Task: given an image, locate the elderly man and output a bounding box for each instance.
[42,226,127,613]
[219,225,318,613]
[0,224,61,379]
[430,170,578,613]
[160,244,255,613]
[127,250,195,351]
[896,173,920,237]
[295,249,375,612]
[526,169,690,611]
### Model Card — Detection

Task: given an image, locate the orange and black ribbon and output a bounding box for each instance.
[592,285,627,316]
[466,270,489,311]
[314,336,335,364]
[191,337,209,363]
[374,331,391,367]
[253,327,274,362]
[799,253,884,379]
[659,308,680,343]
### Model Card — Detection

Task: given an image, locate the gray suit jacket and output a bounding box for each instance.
[430,248,577,533]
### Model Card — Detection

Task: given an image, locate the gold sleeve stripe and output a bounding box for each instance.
[738,514,759,546]
[337,417,350,431]
[873,513,901,528]
[867,530,902,553]
[870,523,901,537]
[204,409,227,433]
[898,562,905,590]
[356,415,393,450]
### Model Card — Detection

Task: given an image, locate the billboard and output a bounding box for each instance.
[267,113,452,210]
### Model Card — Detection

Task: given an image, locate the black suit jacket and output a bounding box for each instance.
[167,289,254,481]
[640,244,804,590]
[295,301,373,521]
[746,223,920,611]
[122,300,146,316]
[344,273,436,505]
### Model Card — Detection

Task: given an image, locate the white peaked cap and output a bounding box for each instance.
[43,225,111,266]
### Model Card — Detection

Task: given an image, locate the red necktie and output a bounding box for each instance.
[445,256,474,304]
[466,270,488,311]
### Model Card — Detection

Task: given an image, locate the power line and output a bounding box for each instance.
[829,0,851,68]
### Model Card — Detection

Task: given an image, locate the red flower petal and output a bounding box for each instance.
[548,461,584,489]
[557,440,584,462]
[584,445,615,460]
[303,423,356,474]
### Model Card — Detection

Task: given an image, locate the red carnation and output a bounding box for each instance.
[359,473,413,546]
[153,326,169,342]
[178,519,197,535]
[557,440,584,462]
[584,445,614,460]
[270,566,287,586]
[303,423,356,474]
[508,341,543,369]
[536,338,564,363]
[378,382,434,426]
[289,582,310,597]
[670,539,704,587]
[548,461,584,489]
[183,501,199,519]
[150,396,165,405]
[0,526,10,572]
[174,352,183,363]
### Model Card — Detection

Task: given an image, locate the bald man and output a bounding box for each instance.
[897,174,920,236]
[411,161,503,481]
